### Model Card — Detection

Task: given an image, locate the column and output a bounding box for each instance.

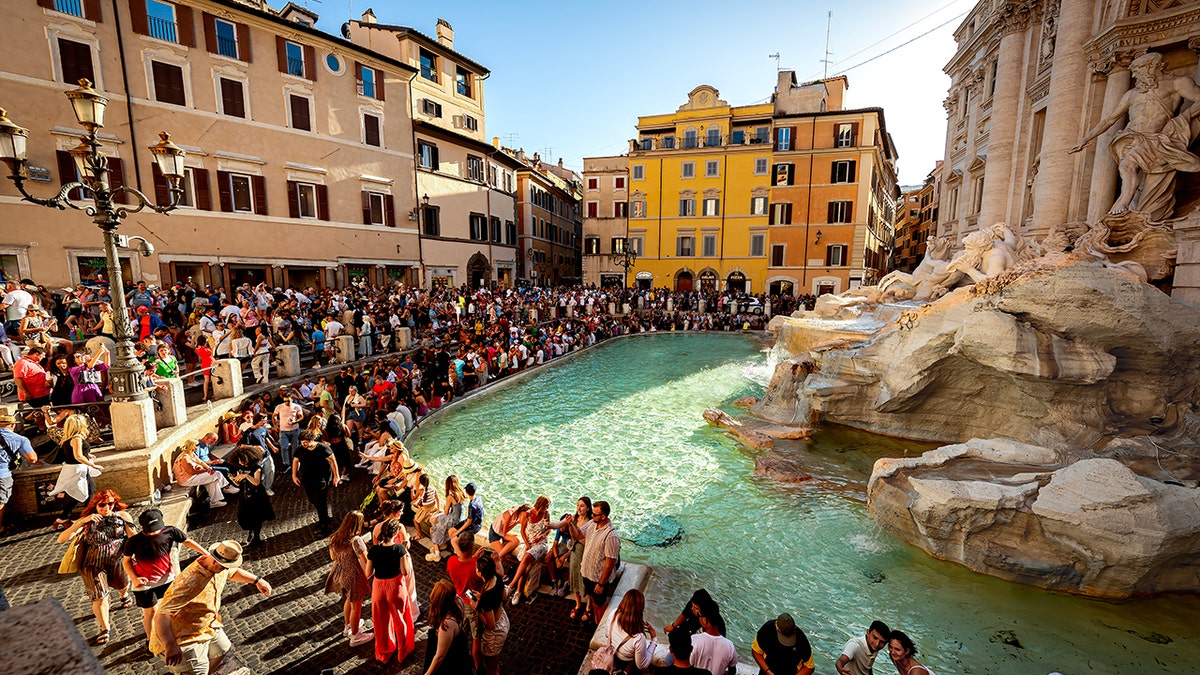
[978,4,1033,229]
[1031,0,1097,236]
[1087,54,1134,222]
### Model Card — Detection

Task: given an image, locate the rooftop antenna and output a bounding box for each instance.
[768,52,781,72]
[503,133,520,146]
[822,11,833,79]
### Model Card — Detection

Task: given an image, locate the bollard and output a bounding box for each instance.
[699,299,706,313]
[154,377,187,429]
[333,335,355,364]
[622,303,630,315]
[111,399,157,451]
[529,309,538,324]
[394,327,412,351]
[212,358,244,400]
[275,344,301,378]
[667,298,674,312]
[609,302,616,315]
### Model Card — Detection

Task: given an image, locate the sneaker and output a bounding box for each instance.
[210,500,228,508]
[425,551,441,562]
[223,485,240,494]
[266,489,275,496]
[509,589,520,606]
[349,631,375,647]
[354,461,371,469]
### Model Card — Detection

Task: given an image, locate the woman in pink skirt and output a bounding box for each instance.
[364,518,415,664]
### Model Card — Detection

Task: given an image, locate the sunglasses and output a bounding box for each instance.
[97,501,116,507]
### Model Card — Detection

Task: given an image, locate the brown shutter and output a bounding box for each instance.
[252,175,268,215]
[303,44,316,80]
[384,195,395,227]
[827,201,836,224]
[129,0,149,36]
[108,157,126,203]
[152,164,169,205]
[361,191,372,224]
[275,36,287,73]
[203,12,217,54]
[194,169,212,210]
[216,170,232,211]
[56,150,84,200]
[316,185,330,221]
[825,245,833,267]
[37,0,55,8]
[176,6,195,47]
[851,122,860,146]
[59,39,96,85]
[290,95,310,131]
[377,70,385,101]
[848,161,857,183]
[363,114,380,146]
[784,203,792,224]
[236,23,251,62]
[286,180,299,218]
[83,0,101,21]
[354,62,363,89]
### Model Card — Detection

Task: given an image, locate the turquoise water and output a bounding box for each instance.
[407,333,1200,674]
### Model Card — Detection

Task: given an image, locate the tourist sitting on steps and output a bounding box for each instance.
[173,439,235,509]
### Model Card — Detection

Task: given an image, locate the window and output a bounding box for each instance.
[586,201,598,218]
[419,49,438,82]
[828,200,853,223]
[285,41,305,77]
[628,236,644,256]
[750,233,765,257]
[462,114,478,131]
[587,177,599,190]
[213,18,238,58]
[292,182,317,218]
[467,155,484,182]
[421,99,442,117]
[175,167,195,207]
[469,213,487,241]
[702,198,720,216]
[614,202,628,218]
[702,235,717,257]
[456,66,473,97]
[948,187,959,220]
[772,163,794,187]
[358,64,378,98]
[58,39,94,86]
[770,203,793,225]
[831,160,856,183]
[417,141,439,170]
[835,123,857,148]
[826,244,848,266]
[972,175,985,214]
[679,198,695,217]
[422,205,440,235]
[662,136,675,149]
[488,165,498,186]
[326,54,341,72]
[51,0,86,18]
[988,59,998,99]
[639,138,652,151]
[151,61,185,106]
[771,244,786,267]
[706,160,719,177]
[614,176,626,190]
[363,113,381,146]
[706,128,720,147]
[146,0,177,42]
[506,220,517,245]
[611,238,626,254]
[677,235,694,257]
[585,237,600,255]
[221,172,254,212]
[754,158,769,175]
[776,127,792,151]
[632,200,646,218]
[684,130,697,148]
[754,127,771,144]
[681,162,695,179]
[632,164,644,180]
[289,94,311,131]
[731,130,745,145]
[751,196,768,215]
[219,77,244,118]
[488,217,500,243]
[363,191,390,225]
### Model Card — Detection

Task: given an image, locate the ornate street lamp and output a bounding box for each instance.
[0,79,185,402]
[611,237,637,287]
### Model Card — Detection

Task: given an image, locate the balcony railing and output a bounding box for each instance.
[287,57,305,77]
[54,0,84,17]
[148,15,178,43]
[216,35,238,59]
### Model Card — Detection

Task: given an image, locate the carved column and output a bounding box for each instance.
[1031,0,1096,236]
[1086,52,1135,222]
[979,1,1035,231]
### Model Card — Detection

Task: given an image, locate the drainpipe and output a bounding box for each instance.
[407,71,425,289]
[801,119,816,293]
[111,0,142,191]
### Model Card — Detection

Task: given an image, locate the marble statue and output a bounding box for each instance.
[877,236,953,301]
[1070,52,1200,221]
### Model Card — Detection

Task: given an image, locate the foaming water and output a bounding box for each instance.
[408,333,1200,674]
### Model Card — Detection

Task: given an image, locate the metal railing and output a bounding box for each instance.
[148,15,178,43]
[287,57,305,77]
[216,35,238,59]
[54,0,84,17]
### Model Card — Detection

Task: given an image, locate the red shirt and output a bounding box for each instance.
[447,554,481,600]
[12,356,50,400]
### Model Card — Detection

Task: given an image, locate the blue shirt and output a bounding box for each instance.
[466,495,484,534]
[195,442,214,463]
[311,329,325,352]
[0,428,36,480]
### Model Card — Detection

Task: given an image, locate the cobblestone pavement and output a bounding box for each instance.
[0,470,594,674]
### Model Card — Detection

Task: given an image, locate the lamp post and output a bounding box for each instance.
[0,79,185,406]
[610,237,637,288]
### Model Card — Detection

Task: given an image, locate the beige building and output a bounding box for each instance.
[581,155,630,287]
[0,0,424,290]
[503,151,582,286]
[893,162,941,272]
[347,12,519,289]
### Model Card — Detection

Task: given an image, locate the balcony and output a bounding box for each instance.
[148,15,178,43]
[287,57,305,77]
[54,0,84,17]
[216,35,238,59]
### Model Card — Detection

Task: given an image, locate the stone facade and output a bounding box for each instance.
[502,152,582,287]
[581,155,631,287]
[893,162,942,272]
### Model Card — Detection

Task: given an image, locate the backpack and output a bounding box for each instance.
[0,431,19,472]
[590,622,632,674]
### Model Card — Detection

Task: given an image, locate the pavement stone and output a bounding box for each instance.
[0,469,593,674]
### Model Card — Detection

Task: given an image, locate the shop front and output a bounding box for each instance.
[635,271,652,290]
[726,271,747,293]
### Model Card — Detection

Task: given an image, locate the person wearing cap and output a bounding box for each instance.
[836,620,891,675]
[0,407,39,533]
[151,540,272,673]
[751,613,815,675]
[122,509,207,642]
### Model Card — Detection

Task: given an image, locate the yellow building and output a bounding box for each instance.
[623,86,775,292]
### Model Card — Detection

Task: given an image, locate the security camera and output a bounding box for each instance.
[136,238,155,257]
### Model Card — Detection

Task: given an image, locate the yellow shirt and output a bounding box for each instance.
[150,561,231,654]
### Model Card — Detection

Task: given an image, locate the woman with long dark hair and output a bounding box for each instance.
[56,489,135,644]
[567,496,592,620]
[467,552,509,675]
[423,578,475,675]
[225,444,275,548]
[365,518,415,664]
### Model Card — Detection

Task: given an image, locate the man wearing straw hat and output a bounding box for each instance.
[151,540,272,674]
[0,407,38,533]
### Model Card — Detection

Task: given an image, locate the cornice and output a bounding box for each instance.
[1085,4,1200,69]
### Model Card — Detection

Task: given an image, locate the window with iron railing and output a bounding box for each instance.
[214,19,238,58]
[662,136,675,149]
[285,41,305,77]
[55,0,84,18]
[706,129,720,147]
[683,131,698,149]
[147,0,178,43]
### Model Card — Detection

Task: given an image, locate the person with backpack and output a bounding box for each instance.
[594,589,656,674]
[0,407,39,534]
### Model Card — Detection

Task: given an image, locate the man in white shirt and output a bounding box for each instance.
[324,317,343,339]
[691,611,738,675]
[836,620,891,675]
[1,280,33,332]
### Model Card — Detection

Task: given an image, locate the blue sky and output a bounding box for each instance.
[313,0,972,186]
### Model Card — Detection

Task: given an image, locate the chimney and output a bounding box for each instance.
[436,18,454,48]
[493,137,500,148]
[558,158,563,168]
[777,69,797,95]
[517,148,526,161]
[361,8,376,24]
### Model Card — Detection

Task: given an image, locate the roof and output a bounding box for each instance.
[210,0,417,75]
[349,20,490,76]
